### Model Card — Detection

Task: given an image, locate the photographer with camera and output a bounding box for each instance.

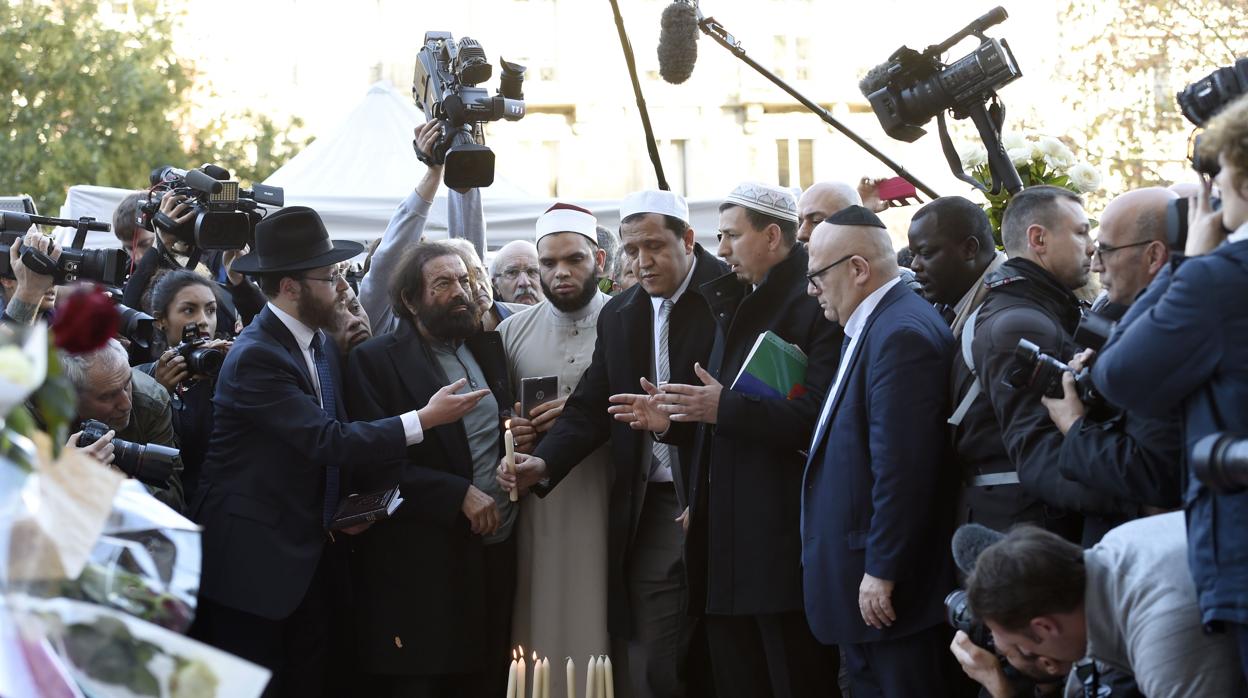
[1037,188,1183,542]
[61,337,185,512]
[1093,93,1248,681]
[121,183,266,336]
[962,514,1244,697]
[951,186,1125,542]
[133,269,233,507]
[359,120,492,336]
[2,230,61,324]
[113,191,157,269]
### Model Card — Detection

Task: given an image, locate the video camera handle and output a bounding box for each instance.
[695,8,939,199]
[926,6,1009,59]
[936,100,1023,195]
[1,212,112,257]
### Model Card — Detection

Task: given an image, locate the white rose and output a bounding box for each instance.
[1067,162,1102,193]
[1037,136,1076,172]
[1008,146,1034,168]
[0,346,35,387]
[959,142,988,170]
[1002,132,1029,151]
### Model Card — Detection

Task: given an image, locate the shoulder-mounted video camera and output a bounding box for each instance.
[0,210,128,287]
[860,7,1023,195]
[139,164,284,254]
[413,31,527,190]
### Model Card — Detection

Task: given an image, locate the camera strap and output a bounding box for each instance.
[948,305,983,426]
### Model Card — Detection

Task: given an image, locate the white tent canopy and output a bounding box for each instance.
[58,82,726,253]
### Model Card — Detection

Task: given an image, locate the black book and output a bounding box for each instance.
[329,486,403,530]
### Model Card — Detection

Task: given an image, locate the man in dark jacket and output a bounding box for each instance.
[346,241,516,698]
[1039,188,1183,542]
[500,190,728,698]
[950,186,1124,541]
[651,182,843,697]
[1092,95,1248,681]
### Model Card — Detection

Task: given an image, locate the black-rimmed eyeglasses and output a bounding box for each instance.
[1093,240,1153,260]
[805,254,856,291]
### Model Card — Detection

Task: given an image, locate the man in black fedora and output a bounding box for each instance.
[188,206,489,697]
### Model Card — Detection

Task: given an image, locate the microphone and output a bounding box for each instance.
[951,523,1005,575]
[858,61,894,98]
[658,0,699,85]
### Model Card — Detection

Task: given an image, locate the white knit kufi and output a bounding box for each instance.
[619,190,690,224]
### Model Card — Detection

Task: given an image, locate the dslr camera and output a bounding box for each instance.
[0,211,128,287]
[1007,311,1115,403]
[170,322,225,378]
[140,164,285,252]
[412,31,527,189]
[77,419,181,489]
[861,7,1023,194]
[1166,57,1247,250]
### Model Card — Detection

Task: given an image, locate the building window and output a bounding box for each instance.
[776,138,813,190]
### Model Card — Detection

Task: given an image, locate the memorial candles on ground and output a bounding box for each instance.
[517,647,527,698]
[602,656,614,698]
[566,658,576,698]
[505,420,518,501]
[585,656,598,698]
[507,655,518,698]
[531,651,541,698]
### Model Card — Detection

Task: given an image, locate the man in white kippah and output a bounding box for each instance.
[499,190,730,698]
[499,202,614,691]
[652,181,846,697]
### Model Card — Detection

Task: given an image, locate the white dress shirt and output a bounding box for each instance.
[267,302,424,445]
[1227,220,1248,245]
[647,259,697,483]
[811,276,902,449]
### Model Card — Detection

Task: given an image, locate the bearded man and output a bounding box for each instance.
[345,240,517,698]
[499,203,613,694]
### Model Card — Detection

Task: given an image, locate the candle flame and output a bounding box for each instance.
[505,419,512,429]
[518,644,524,658]
[513,648,519,660]
[532,650,538,662]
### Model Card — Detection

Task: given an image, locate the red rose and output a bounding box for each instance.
[51,285,119,355]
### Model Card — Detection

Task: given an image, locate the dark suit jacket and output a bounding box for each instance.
[345,320,512,675]
[533,244,729,638]
[192,306,407,621]
[685,244,843,616]
[801,282,958,645]
[1093,240,1248,627]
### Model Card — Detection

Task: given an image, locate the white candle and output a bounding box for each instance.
[507,658,518,698]
[596,656,606,698]
[518,647,527,698]
[566,657,576,698]
[531,651,541,698]
[505,420,518,502]
[602,656,614,698]
[585,656,598,698]
[542,658,551,698]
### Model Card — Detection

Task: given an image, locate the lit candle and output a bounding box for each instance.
[531,651,541,698]
[518,647,527,698]
[542,658,551,698]
[566,657,576,698]
[505,420,518,501]
[585,656,598,698]
[507,657,518,698]
[596,656,606,698]
[602,655,614,698]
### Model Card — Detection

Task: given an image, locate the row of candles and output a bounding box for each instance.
[506,647,615,698]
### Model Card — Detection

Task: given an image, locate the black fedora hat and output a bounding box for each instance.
[231,206,363,274]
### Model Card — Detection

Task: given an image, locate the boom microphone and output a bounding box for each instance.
[951,523,1005,575]
[658,0,699,84]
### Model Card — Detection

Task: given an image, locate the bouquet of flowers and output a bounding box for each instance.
[0,287,270,697]
[958,132,1103,246]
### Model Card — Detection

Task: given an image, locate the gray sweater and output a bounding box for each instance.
[1066,512,1244,697]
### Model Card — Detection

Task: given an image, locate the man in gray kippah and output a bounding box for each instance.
[654,181,846,697]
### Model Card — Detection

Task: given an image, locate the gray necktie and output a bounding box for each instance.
[651,299,674,478]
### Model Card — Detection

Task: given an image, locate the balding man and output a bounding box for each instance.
[1037,188,1183,543]
[491,240,543,305]
[796,181,862,243]
[802,206,957,697]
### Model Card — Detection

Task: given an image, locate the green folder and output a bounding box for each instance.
[730,331,808,400]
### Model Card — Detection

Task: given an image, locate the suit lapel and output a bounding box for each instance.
[257,307,316,397]
[805,282,909,464]
[387,321,473,467]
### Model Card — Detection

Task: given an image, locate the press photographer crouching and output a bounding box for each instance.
[135,269,233,506]
[959,514,1244,697]
[61,337,185,513]
[1093,93,1248,681]
[1034,188,1184,542]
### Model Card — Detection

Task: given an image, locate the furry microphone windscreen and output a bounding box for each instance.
[658,1,699,85]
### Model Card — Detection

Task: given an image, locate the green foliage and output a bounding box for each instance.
[0,0,307,212]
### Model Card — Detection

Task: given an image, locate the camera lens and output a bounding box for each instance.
[188,347,225,376]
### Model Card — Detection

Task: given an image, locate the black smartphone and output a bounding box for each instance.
[520,376,559,418]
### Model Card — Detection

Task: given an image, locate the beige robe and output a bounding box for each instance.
[499,293,612,694]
